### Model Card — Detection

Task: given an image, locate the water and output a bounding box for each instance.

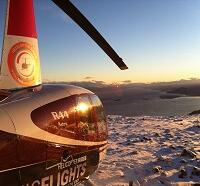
[105,96,200,116]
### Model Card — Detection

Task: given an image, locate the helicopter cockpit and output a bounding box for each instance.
[30,85,108,143]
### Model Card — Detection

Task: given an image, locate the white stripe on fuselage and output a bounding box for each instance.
[0,161,46,173]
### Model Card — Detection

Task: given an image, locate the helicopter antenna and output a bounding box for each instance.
[0,0,41,91]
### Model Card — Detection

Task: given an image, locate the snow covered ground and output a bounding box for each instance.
[90,115,200,186]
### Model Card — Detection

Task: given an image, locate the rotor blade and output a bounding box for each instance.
[52,0,128,70]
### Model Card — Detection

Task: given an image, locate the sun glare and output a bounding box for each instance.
[76,103,89,112]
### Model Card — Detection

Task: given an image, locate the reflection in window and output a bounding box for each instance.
[76,95,96,138]
[44,95,77,138]
[90,95,107,134]
[76,94,107,141]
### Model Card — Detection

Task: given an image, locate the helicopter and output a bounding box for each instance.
[0,0,128,185]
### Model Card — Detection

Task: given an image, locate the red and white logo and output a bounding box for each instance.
[8,42,39,86]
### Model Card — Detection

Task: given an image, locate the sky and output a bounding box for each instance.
[1,0,200,84]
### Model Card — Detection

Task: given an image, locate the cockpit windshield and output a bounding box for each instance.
[76,94,107,141]
[90,94,107,138]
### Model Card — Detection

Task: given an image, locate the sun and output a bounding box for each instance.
[76,103,89,113]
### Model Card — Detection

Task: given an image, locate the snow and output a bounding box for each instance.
[90,115,200,186]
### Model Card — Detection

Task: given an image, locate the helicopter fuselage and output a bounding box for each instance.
[0,84,108,186]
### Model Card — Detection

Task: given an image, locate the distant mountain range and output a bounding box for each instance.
[44,79,200,116]
[44,78,200,98]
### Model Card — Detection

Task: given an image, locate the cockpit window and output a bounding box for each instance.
[90,94,107,138]
[75,94,107,141]
[76,95,96,139]
[90,95,105,121]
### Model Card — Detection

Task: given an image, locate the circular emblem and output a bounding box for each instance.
[8,42,39,86]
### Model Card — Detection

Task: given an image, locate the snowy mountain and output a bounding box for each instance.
[91,115,200,186]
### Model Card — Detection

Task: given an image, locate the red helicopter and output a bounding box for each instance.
[0,0,128,185]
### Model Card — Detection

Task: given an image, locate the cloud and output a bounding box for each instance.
[121,80,132,84]
[84,76,95,80]
[92,80,106,84]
